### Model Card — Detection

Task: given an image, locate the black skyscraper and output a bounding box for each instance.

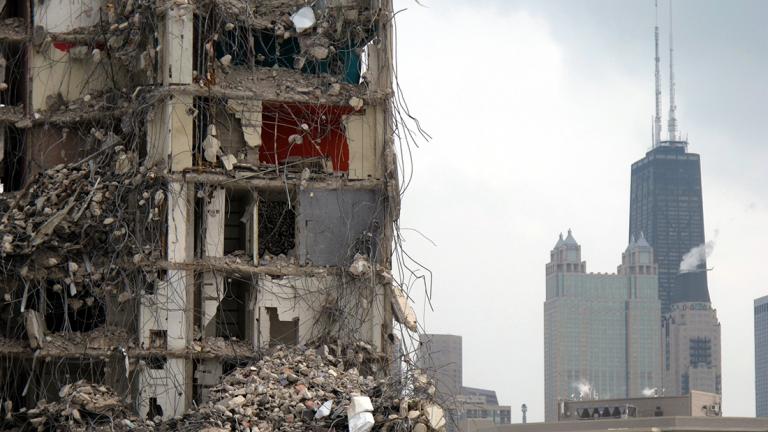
[629,140,710,314]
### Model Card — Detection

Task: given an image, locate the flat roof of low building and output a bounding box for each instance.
[496,416,768,432]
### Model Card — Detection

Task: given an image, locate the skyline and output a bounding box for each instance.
[395,0,768,422]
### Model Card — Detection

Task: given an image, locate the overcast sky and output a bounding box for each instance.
[392,0,768,422]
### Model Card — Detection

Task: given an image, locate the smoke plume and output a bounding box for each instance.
[679,240,715,273]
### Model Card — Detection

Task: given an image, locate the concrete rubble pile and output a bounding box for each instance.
[164,343,446,432]
[13,380,147,432]
[0,144,164,333]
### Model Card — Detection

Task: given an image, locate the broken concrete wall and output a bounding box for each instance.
[297,188,384,266]
[212,108,261,166]
[30,45,114,111]
[24,126,88,181]
[256,274,388,351]
[137,357,187,420]
[33,0,102,32]
[146,95,195,171]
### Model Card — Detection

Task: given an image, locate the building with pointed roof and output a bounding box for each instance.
[544,230,662,421]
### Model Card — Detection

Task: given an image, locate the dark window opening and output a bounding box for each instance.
[258,191,295,257]
[0,43,25,107]
[222,359,249,376]
[2,126,24,192]
[146,355,167,370]
[224,189,253,255]
[0,0,25,19]
[149,329,167,350]
[44,286,106,333]
[267,307,298,346]
[192,96,211,167]
[147,397,164,420]
[215,278,247,340]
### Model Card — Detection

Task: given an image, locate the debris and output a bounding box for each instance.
[291,6,317,33]
[349,97,364,111]
[24,309,47,349]
[170,343,441,432]
[202,125,221,163]
[349,253,371,276]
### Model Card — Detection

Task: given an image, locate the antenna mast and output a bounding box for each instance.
[667,0,678,141]
[653,0,662,147]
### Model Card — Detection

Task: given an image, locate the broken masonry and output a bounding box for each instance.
[0,0,437,430]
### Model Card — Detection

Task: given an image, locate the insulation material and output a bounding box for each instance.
[297,189,383,266]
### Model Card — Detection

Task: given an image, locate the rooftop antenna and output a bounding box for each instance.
[667,0,678,141]
[653,0,662,147]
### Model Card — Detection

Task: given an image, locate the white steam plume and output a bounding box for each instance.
[679,240,715,273]
[573,380,592,399]
[641,387,657,397]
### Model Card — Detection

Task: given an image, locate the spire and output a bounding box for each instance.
[564,229,578,246]
[636,231,651,247]
[554,232,565,249]
[667,0,678,141]
[653,0,662,147]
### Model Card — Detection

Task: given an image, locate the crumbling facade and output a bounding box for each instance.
[0,0,412,422]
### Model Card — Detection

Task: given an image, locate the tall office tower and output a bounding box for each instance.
[755,295,768,416]
[628,143,709,314]
[544,231,661,421]
[629,4,722,397]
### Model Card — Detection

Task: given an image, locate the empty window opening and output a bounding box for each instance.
[192,97,211,167]
[147,397,164,420]
[1,126,24,192]
[212,23,369,84]
[44,286,106,333]
[260,102,355,173]
[0,0,25,19]
[258,191,295,258]
[215,278,247,340]
[146,355,167,370]
[0,43,25,107]
[224,189,254,255]
[149,329,168,350]
[222,359,249,376]
[267,307,298,346]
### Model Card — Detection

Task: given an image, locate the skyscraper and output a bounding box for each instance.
[755,295,768,417]
[629,2,722,397]
[628,142,709,314]
[544,231,661,421]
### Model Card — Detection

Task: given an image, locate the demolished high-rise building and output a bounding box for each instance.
[0,0,411,422]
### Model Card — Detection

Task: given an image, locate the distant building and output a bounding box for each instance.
[496,393,735,432]
[556,391,720,421]
[459,386,512,426]
[755,295,768,417]
[661,291,722,397]
[418,335,510,432]
[418,334,463,402]
[629,141,710,315]
[544,230,661,421]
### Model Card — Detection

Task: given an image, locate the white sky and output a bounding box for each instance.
[393,0,768,422]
